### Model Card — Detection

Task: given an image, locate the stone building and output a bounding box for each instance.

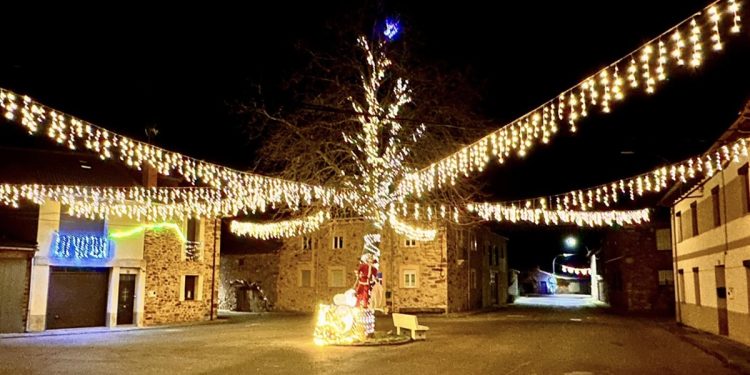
[218,233,280,312]
[259,219,509,314]
[600,217,675,314]
[668,105,750,346]
[0,148,220,332]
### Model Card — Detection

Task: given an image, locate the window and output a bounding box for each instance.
[655,229,672,251]
[658,270,674,286]
[404,238,416,247]
[402,268,418,288]
[182,275,200,301]
[675,212,683,242]
[299,268,313,287]
[711,186,721,227]
[302,236,313,250]
[333,236,344,249]
[328,267,346,288]
[186,218,201,261]
[678,269,685,302]
[740,164,749,214]
[471,268,477,289]
[693,267,701,306]
[690,202,699,237]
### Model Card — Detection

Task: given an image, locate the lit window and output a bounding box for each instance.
[185,218,201,261]
[404,238,416,247]
[402,268,418,288]
[182,275,200,301]
[333,236,344,249]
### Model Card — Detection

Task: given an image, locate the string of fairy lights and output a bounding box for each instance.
[474,137,748,213]
[230,210,329,240]
[0,183,299,221]
[0,89,351,210]
[467,205,651,227]
[0,0,745,240]
[396,0,743,199]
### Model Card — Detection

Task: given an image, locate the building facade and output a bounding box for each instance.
[671,147,750,345]
[262,219,508,314]
[601,222,675,314]
[0,149,221,332]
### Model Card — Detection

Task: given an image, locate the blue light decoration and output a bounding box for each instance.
[383,17,400,41]
[53,233,111,261]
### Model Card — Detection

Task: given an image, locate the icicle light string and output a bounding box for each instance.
[470,137,748,213]
[397,0,742,198]
[0,89,349,211]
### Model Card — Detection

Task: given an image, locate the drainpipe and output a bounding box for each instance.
[671,206,681,324]
[210,217,219,320]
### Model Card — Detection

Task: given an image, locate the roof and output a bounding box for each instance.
[0,147,141,187]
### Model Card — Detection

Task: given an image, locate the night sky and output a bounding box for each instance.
[1,1,749,269]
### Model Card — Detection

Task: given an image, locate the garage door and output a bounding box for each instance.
[0,258,29,333]
[47,267,109,329]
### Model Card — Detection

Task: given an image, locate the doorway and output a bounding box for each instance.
[715,265,728,336]
[117,274,136,325]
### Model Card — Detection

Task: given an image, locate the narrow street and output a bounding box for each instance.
[0,297,734,374]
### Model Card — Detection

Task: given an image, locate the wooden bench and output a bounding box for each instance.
[392,313,429,340]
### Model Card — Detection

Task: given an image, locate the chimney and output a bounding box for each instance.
[142,164,158,188]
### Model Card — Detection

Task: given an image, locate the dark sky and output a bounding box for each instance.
[1,1,749,269]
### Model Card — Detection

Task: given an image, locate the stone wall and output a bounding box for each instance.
[602,225,674,314]
[272,219,508,314]
[447,227,508,312]
[142,219,220,325]
[219,253,279,311]
[275,219,451,313]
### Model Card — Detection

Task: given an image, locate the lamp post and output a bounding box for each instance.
[552,253,575,275]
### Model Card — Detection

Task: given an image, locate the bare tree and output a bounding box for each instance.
[240,19,495,225]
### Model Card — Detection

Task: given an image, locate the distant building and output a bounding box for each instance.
[0,149,220,333]
[222,219,509,314]
[668,105,750,346]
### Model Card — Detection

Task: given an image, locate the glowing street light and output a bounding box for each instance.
[564,235,578,249]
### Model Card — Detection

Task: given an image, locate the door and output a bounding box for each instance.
[47,267,109,329]
[490,272,498,304]
[0,258,29,333]
[715,266,729,335]
[117,274,136,325]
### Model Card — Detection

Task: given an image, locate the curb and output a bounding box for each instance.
[0,317,229,340]
[661,324,750,375]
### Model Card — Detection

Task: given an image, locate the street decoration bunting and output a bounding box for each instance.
[561,265,591,276]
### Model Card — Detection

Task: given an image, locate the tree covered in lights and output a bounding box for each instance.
[242,16,494,226]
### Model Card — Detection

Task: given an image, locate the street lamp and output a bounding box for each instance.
[564,236,578,249]
[552,253,575,275]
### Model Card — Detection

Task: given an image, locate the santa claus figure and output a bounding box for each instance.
[355,254,378,308]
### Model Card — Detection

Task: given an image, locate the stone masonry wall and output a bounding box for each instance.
[275,219,449,313]
[219,253,279,310]
[143,219,220,325]
[603,225,674,314]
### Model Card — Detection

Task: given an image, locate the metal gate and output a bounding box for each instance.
[47,267,109,329]
[0,258,29,333]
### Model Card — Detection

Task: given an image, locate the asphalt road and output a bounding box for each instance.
[0,296,735,374]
